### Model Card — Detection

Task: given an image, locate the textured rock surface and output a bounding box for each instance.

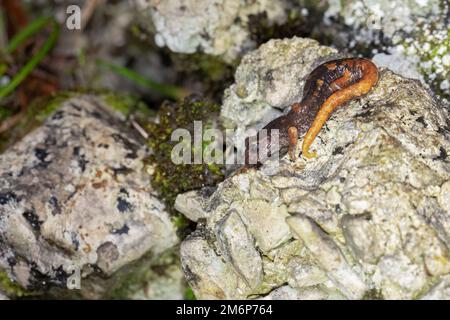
[0,290,8,300]
[324,0,443,39]
[177,38,450,299]
[0,95,178,295]
[136,0,288,62]
[126,251,186,300]
[323,0,449,100]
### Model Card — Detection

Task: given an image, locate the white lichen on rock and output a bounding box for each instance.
[176,37,450,300]
[135,0,288,62]
[0,94,178,296]
[324,0,450,99]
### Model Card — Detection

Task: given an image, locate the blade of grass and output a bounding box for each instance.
[0,19,59,100]
[5,16,51,54]
[96,59,187,101]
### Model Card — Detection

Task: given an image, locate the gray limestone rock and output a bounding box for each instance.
[177,37,450,299]
[0,94,178,296]
[323,0,449,100]
[135,0,288,62]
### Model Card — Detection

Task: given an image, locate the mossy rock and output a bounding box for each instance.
[0,90,152,153]
[0,270,34,298]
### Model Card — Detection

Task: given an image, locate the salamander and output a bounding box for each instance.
[244,57,379,165]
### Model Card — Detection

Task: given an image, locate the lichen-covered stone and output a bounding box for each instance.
[0,94,178,296]
[135,0,288,62]
[111,250,186,300]
[176,38,450,300]
[174,190,210,222]
[180,233,249,299]
[323,0,450,100]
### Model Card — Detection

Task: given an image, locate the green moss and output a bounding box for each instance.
[102,92,156,120]
[147,95,225,215]
[0,270,32,298]
[172,215,190,230]
[184,286,196,300]
[102,93,134,117]
[196,55,235,82]
[33,91,76,122]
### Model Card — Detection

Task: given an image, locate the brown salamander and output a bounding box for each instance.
[244,57,379,165]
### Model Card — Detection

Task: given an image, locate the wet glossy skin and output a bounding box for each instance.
[244,57,379,165]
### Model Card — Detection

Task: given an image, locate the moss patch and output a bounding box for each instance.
[147,95,225,215]
[0,270,32,298]
[184,286,196,300]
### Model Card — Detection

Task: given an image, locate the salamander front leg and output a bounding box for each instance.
[287,126,298,161]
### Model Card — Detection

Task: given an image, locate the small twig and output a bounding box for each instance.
[130,117,149,139]
[81,0,105,30]
[1,0,29,38]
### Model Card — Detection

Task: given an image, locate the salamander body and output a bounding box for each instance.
[244,57,379,165]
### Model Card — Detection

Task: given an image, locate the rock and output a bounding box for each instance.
[287,215,367,299]
[324,0,443,39]
[372,53,424,83]
[259,285,340,300]
[117,250,186,300]
[129,262,185,300]
[174,190,209,222]
[0,290,8,300]
[136,0,288,62]
[180,233,248,299]
[323,0,450,100]
[421,275,450,300]
[0,94,178,297]
[177,37,450,299]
